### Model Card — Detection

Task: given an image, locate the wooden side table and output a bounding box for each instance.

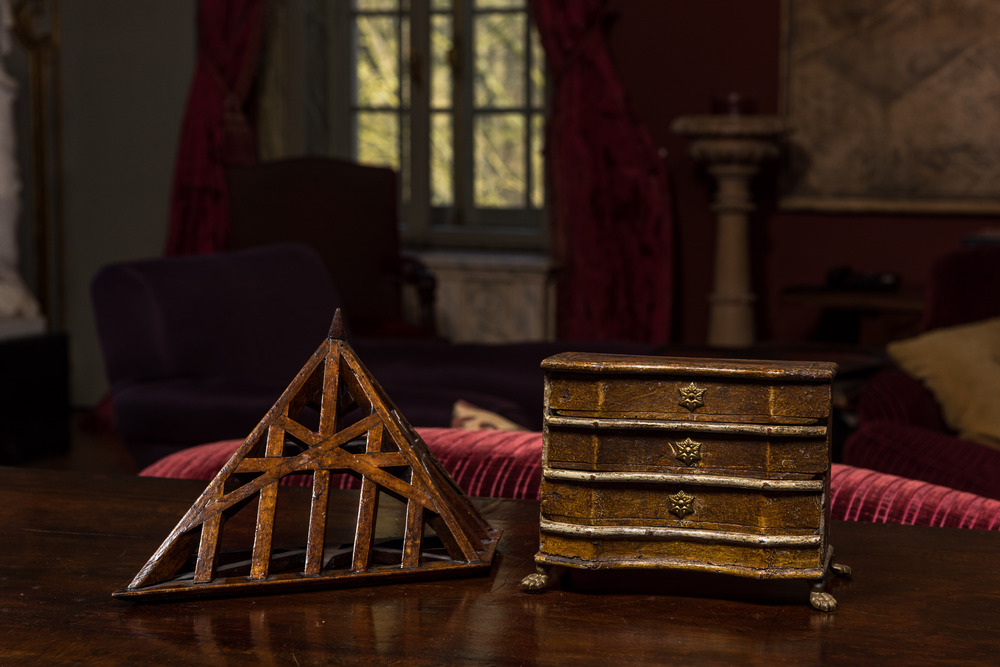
[781,286,925,345]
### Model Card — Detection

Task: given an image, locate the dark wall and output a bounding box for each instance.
[61,1,195,405]
[607,0,993,345]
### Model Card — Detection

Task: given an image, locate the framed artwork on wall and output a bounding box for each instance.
[780,0,1000,214]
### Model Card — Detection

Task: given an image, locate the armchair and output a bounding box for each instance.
[91,243,341,468]
[226,156,436,338]
[842,245,1000,499]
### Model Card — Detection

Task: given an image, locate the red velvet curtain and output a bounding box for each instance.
[530,1,673,343]
[165,0,268,256]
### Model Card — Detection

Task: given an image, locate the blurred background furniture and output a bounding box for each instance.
[0,332,69,464]
[780,285,924,346]
[91,243,340,468]
[226,156,436,338]
[842,245,1000,499]
[91,240,1000,502]
[916,243,1000,331]
[671,112,787,348]
[91,243,653,469]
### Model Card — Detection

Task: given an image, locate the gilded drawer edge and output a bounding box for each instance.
[542,352,838,381]
[545,415,828,437]
[534,550,831,580]
[538,518,821,547]
[542,468,825,491]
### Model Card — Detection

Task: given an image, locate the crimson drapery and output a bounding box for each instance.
[530,0,673,343]
[165,0,268,256]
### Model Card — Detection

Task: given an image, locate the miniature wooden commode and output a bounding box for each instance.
[520,352,851,611]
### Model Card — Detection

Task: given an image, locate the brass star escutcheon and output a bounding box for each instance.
[674,438,702,466]
[668,490,695,519]
[678,383,706,411]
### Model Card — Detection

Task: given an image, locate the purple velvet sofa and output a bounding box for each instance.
[91,243,654,468]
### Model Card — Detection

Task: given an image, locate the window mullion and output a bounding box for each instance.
[524,10,535,209]
[327,0,351,157]
[408,0,430,237]
[452,0,475,227]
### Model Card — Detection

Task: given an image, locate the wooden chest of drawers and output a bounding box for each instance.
[521,352,850,610]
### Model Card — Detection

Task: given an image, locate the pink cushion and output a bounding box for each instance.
[141,429,1000,529]
[140,427,544,499]
[830,463,1000,530]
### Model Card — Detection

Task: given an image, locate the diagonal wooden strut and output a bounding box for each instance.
[116,310,501,601]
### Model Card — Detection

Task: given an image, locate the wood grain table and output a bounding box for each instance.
[2,466,998,665]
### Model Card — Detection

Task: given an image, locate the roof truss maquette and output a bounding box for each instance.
[114,312,501,601]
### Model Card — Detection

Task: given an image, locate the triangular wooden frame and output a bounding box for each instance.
[114,312,501,601]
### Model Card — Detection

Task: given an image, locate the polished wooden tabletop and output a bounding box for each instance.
[2,466,998,665]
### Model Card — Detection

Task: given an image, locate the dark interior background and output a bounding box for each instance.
[607,0,993,345]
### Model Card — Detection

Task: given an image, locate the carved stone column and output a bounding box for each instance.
[671,115,786,348]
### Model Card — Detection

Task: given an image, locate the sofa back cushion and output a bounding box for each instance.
[92,243,341,388]
[920,245,1000,332]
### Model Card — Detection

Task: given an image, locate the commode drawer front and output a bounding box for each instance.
[544,417,830,476]
[535,528,827,576]
[546,374,831,424]
[543,353,837,425]
[539,475,824,537]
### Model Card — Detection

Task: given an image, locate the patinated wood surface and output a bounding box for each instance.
[2,466,999,664]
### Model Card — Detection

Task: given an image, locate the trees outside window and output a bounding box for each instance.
[332,0,547,250]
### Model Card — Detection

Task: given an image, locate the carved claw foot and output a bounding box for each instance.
[809,590,838,612]
[520,567,550,592]
[832,562,852,577]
